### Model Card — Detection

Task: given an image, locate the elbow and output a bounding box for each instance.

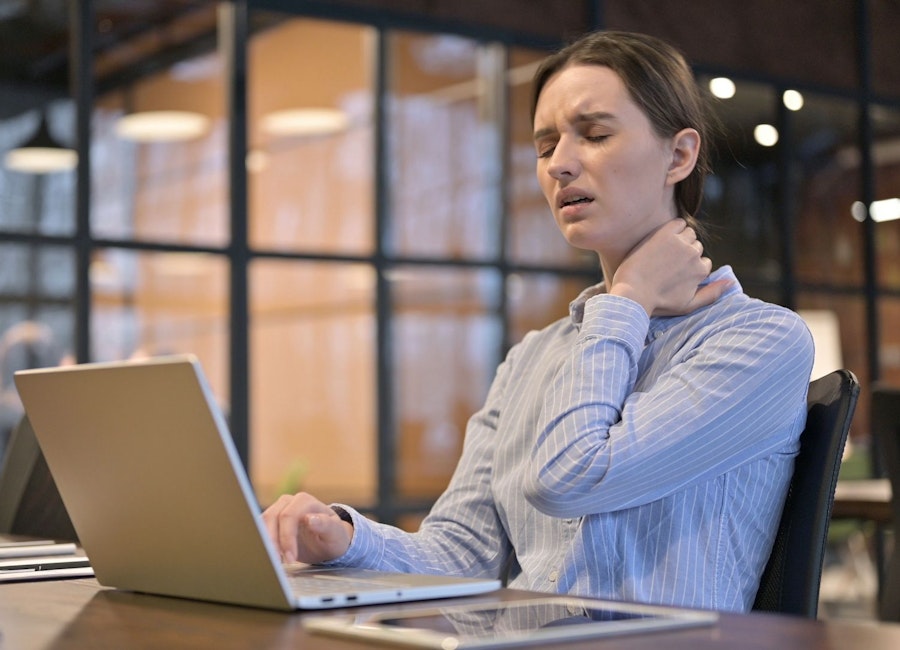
[522,467,587,519]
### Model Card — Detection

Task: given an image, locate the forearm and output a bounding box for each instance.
[323,361,514,578]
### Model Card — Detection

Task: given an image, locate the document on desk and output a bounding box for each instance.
[0,536,78,559]
[0,536,93,582]
[0,555,93,582]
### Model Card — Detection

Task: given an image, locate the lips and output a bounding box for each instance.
[557,188,594,209]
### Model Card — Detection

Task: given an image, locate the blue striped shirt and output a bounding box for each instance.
[331,265,814,612]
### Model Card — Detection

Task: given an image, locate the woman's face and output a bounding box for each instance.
[533,64,683,263]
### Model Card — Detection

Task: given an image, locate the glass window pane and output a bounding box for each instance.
[796,292,868,438]
[873,105,900,289]
[700,78,780,284]
[0,243,76,412]
[792,94,863,287]
[0,104,76,235]
[90,248,229,397]
[0,243,75,364]
[92,52,227,246]
[387,32,501,260]
[879,296,900,389]
[506,48,597,270]
[248,16,375,254]
[872,0,900,101]
[506,272,595,346]
[393,266,502,498]
[250,260,376,507]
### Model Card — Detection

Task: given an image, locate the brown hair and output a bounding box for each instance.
[531,31,714,234]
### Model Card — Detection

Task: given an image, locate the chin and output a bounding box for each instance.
[560,227,602,253]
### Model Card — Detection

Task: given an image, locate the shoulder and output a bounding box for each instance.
[716,291,811,340]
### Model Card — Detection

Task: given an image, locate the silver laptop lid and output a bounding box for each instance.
[15,355,296,610]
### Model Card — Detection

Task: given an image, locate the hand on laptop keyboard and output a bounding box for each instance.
[262,492,353,564]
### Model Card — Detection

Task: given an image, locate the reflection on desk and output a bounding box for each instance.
[2,579,900,650]
[832,479,892,523]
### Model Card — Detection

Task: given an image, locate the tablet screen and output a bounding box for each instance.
[304,596,719,649]
[379,601,655,635]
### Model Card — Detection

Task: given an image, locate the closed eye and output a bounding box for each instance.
[535,138,558,159]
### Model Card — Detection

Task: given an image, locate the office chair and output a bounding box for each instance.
[752,368,860,618]
[0,415,78,541]
[872,385,900,622]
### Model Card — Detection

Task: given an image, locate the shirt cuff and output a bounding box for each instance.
[579,293,650,351]
[318,503,382,568]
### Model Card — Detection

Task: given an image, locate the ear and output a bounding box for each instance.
[666,128,700,185]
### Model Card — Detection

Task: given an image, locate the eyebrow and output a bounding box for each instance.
[533,111,617,141]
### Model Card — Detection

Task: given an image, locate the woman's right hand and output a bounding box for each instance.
[609,218,730,317]
[261,492,353,564]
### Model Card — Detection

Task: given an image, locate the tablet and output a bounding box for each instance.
[302,596,718,649]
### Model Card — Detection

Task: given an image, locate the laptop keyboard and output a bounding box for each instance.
[286,570,399,595]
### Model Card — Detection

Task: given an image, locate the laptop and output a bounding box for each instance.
[14,355,500,610]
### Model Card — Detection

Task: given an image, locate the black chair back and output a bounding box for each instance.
[752,369,859,618]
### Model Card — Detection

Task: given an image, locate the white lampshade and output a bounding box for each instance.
[798,310,844,381]
[4,114,77,173]
[260,108,348,138]
[115,110,210,142]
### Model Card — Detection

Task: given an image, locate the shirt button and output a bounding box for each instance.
[548,570,559,583]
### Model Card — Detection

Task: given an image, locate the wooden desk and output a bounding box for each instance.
[3,578,900,650]
[832,479,893,524]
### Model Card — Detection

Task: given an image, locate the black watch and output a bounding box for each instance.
[331,505,353,525]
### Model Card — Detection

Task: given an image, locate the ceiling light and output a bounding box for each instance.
[260,108,349,138]
[783,90,804,111]
[870,198,900,223]
[709,77,736,99]
[849,198,900,223]
[3,114,77,173]
[115,110,210,142]
[754,124,779,147]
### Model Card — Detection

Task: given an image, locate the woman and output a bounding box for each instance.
[263,31,813,612]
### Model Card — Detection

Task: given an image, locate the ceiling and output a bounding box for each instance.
[0,0,218,119]
[2,0,896,164]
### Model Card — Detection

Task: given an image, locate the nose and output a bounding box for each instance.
[546,137,581,181]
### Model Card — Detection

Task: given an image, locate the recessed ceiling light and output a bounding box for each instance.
[115,110,210,142]
[260,108,349,138]
[783,90,804,111]
[870,197,900,223]
[709,77,736,99]
[754,124,779,147]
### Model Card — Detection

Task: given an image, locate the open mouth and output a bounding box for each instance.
[561,196,593,208]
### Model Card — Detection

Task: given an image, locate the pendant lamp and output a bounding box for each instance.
[4,113,77,173]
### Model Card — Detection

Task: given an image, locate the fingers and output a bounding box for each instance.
[688,277,733,311]
[612,218,724,317]
[262,494,297,561]
[295,509,354,564]
[261,492,353,565]
[262,492,330,563]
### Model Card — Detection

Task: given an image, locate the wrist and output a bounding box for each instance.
[330,505,354,528]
